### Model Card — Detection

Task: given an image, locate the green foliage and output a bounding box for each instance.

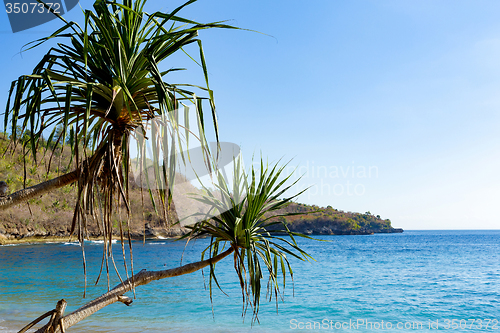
[3,0,240,243]
[274,202,395,234]
[183,159,313,322]
[342,218,360,230]
[28,165,38,175]
[6,0,230,158]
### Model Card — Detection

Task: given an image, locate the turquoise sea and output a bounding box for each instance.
[1,230,499,332]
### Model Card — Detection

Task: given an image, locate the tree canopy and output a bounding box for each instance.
[2,0,315,331]
[2,0,237,238]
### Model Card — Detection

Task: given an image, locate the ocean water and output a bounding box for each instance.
[0,230,499,332]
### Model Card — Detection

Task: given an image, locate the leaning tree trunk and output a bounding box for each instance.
[0,169,79,211]
[0,143,109,211]
[19,247,235,333]
[0,139,120,211]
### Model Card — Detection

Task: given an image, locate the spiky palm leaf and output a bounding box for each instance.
[183,158,314,322]
[4,0,238,240]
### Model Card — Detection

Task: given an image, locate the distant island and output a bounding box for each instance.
[267,202,403,235]
[0,135,402,244]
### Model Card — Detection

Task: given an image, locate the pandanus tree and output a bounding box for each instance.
[1,0,314,331]
[0,0,230,229]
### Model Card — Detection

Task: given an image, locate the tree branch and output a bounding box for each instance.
[0,170,79,211]
[30,246,235,333]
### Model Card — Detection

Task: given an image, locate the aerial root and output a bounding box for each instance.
[117,295,133,306]
[18,299,67,333]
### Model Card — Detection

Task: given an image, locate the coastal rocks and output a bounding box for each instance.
[160,227,188,237]
[377,228,403,233]
[125,223,190,239]
[143,223,156,238]
[0,222,72,239]
[0,217,191,242]
[285,220,403,236]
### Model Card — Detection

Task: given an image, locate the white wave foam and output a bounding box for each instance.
[63,242,81,246]
[87,239,118,245]
[62,239,119,246]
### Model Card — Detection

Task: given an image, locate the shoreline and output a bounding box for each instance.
[0,234,176,246]
[0,228,404,246]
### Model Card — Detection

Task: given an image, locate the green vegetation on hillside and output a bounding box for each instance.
[267,202,402,235]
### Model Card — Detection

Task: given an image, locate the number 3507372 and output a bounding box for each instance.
[5,2,61,14]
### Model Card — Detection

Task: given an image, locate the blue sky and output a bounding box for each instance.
[1,0,500,230]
